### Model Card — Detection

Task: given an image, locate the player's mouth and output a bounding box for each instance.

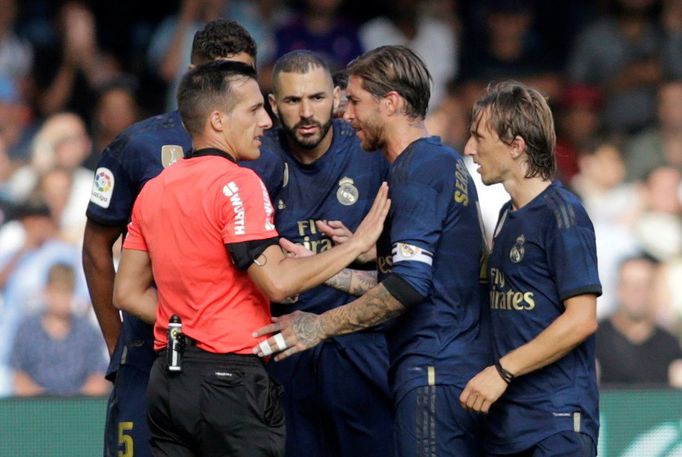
[296,123,319,135]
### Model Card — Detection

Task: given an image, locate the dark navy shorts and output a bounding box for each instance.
[394,384,484,457]
[104,363,152,457]
[267,333,393,457]
[486,431,596,457]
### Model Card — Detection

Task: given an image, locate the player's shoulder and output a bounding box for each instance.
[101,111,190,161]
[395,136,460,177]
[539,181,592,230]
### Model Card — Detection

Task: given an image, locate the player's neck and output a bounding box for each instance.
[288,129,334,165]
[192,136,238,161]
[384,121,429,163]
[505,176,551,210]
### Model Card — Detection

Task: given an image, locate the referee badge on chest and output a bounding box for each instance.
[161,145,184,168]
[509,235,526,263]
[337,177,359,206]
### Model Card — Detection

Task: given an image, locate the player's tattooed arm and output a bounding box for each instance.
[279,237,378,296]
[322,283,403,334]
[324,268,378,296]
[253,284,404,360]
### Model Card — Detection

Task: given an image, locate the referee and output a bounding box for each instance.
[112,60,389,457]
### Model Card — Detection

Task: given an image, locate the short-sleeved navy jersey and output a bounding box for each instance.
[244,119,389,320]
[486,181,602,453]
[86,111,191,377]
[374,136,490,400]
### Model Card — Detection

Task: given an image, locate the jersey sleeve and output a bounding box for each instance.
[122,196,148,252]
[86,136,137,226]
[388,165,452,298]
[221,169,279,245]
[546,205,602,301]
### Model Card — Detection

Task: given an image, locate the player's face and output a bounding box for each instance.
[223,78,273,161]
[343,75,385,151]
[464,110,513,185]
[271,67,338,151]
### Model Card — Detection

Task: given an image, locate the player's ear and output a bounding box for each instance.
[510,136,526,158]
[268,93,279,118]
[209,110,224,132]
[332,86,340,112]
[384,91,401,116]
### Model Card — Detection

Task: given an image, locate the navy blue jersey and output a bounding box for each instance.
[86,111,191,377]
[486,181,602,453]
[375,137,490,400]
[244,119,389,319]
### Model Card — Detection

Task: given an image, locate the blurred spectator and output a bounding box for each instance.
[635,165,682,261]
[652,256,682,335]
[0,196,89,396]
[596,255,682,388]
[0,75,37,163]
[147,0,227,111]
[8,263,108,396]
[458,0,563,110]
[36,167,84,245]
[572,136,643,316]
[0,0,33,81]
[567,0,666,134]
[269,0,363,91]
[7,112,93,241]
[227,0,292,76]
[555,84,604,183]
[0,136,14,224]
[359,0,458,109]
[425,82,469,150]
[624,79,682,181]
[89,77,141,165]
[662,0,682,79]
[29,0,121,121]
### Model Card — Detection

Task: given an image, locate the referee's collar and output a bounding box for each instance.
[186,148,237,163]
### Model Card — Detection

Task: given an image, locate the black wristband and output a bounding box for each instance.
[495,360,514,384]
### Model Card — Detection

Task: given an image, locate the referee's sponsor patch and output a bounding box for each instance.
[90,167,115,208]
[392,242,433,265]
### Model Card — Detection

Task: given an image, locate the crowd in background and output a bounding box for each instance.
[0,0,681,396]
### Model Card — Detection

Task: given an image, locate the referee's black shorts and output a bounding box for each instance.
[146,345,285,457]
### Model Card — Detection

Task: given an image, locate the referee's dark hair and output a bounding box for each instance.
[177,60,257,137]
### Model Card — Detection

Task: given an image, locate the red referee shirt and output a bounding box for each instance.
[124,151,279,354]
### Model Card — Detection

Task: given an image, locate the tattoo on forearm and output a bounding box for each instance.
[324,284,405,336]
[326,269,377,296]
[350,270,377,296]
[325,269,352,292]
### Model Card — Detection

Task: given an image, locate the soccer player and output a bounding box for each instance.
[82,20,257,457]
[253,45,490,457]
[243,50,392,457]
[113,60,389,457]
[460,80,601,456]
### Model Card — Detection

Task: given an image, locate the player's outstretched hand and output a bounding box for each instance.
[459,365,509,414]
[252,311,325,361]
[316,220,353,244]
[317,220,377,263]
[348,182,390,255]
[279,238,314,258]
